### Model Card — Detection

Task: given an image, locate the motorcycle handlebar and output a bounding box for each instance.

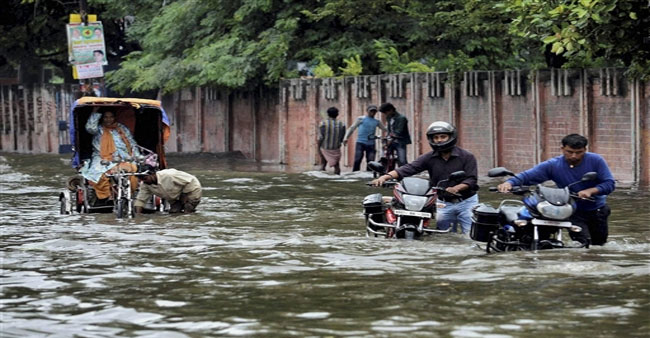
[431,186,462,197]
[489,186,531,194]
[366,180,398,188]
[489,186,596,202]
[106,171,146,178]
[570,193,596,202]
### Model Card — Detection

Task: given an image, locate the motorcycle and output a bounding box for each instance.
[470,167,597,252]
[362,161,466,239]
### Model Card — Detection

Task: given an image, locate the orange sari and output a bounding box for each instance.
[91,126,138,199]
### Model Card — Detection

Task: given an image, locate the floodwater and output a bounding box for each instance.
[1,153,649,337]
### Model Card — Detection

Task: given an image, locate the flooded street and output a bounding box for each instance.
[1,153,649,337]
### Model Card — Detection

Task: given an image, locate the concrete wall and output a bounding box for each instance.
[269,69,648,187]
[1,68,648,187]
[0,84,75,154]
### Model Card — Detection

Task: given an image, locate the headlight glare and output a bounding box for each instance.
[403,195,428,211]
[514,219,528,227]
[536,201,573,220]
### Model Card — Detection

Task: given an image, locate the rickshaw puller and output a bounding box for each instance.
[134,166,202,214]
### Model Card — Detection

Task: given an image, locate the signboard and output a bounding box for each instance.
[66,22,107,66]
[75,62,104,80]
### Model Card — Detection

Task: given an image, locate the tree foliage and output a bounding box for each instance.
[1,0,71,81]
[339,55,363,77]
[507,0,650,77]
[3,0,647,90]
[0,0,147,83]
[105,0,530,93]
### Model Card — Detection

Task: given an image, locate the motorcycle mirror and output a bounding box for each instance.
[367,161,385,174]
[487,167,514,177]
[581,172,598,181]
[449,171,466,181]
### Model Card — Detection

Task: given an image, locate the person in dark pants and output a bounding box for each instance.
[372,121,479,234]
[497,133,615,246]
[378,102,411,167]
[343,105,388,171]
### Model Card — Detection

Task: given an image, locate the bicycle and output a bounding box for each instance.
[103,161,141,219]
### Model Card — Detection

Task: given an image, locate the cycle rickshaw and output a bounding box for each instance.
[59,97,171,218]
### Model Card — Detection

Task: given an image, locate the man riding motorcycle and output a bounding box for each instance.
[372,121,479,234]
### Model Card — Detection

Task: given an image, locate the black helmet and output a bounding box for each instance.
[426,121,457,151]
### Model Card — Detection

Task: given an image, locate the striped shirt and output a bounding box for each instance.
[318,118,346,150]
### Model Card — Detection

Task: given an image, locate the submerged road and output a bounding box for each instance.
[1,153,649,337]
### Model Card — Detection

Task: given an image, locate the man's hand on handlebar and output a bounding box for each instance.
[497,182,512,193]
[445,183,467,195]
[371,171,397,187]
[371,175,389,187]
[577,187,599,199]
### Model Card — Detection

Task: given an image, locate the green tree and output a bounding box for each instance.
[339,55,363,77]
[506,0,650,77]
[0,0,151,84]
[107,0,522,93]
[1,0,70,82]
[5,0,646,90]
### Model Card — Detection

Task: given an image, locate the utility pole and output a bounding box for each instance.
[80,0,88,25]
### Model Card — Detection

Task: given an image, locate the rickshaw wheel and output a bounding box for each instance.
[60,196,68,215]
[116,199,127,218]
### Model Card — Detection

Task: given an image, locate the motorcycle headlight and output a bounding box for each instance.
[536,201,573,220]
[402,195,428,211]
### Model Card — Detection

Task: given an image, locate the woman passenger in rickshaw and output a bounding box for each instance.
[80,107,140,203]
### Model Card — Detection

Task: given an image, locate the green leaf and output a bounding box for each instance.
[551,41,562,53]
[574,8,588,18]
[630,12,637,20]
[566,42,574,51]
[339,54,363,76]
[591,12,602,22]
[543,35,558,44]
[313,58,335,78]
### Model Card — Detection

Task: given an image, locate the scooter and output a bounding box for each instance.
[471,167,597,253]
[363,161,466,239]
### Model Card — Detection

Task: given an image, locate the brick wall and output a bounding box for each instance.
[497,74,537,174]
[1,69,648,187]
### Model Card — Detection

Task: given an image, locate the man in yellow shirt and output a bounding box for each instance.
[134,166,202,214]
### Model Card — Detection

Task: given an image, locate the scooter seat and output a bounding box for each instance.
[500,205,521,224]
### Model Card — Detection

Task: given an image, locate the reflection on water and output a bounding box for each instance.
[1,153,649,337]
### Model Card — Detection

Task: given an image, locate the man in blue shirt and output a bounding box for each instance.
[497,134,615,246]
[343,105,388,171]
[379,102,411,167]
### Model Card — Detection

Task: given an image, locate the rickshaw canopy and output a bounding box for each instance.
[69,97,171,168]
